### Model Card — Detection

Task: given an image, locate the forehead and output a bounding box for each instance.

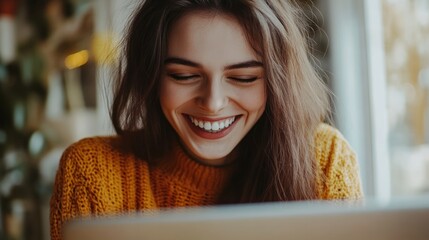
[167,11,260,64]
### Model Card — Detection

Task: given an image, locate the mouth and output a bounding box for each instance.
[183,114,241,139]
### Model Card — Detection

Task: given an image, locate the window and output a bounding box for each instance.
[321,0,429,199]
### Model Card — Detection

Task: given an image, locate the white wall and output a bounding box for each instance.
[320,0,390,200]
[93,0,140,134]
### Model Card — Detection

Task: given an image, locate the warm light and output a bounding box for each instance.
[65,50,89,69]
[92,32,118,65]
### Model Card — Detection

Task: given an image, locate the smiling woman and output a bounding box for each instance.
[160,12,266,165]
[50,1,363,240]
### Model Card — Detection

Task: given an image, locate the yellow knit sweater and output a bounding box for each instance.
[50,123,362,240]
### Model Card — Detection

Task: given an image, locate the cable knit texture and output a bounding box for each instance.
[50,123,362,240]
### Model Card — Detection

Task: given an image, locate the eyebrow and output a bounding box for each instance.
[164,57,263,70]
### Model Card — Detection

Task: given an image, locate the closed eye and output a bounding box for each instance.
[168,73,200,81]
[228,76,259,83]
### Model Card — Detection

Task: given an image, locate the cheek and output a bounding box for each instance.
[160,79,178,114]
[159,82,170,112]
[236,85,267,113]
[159,79,194,113]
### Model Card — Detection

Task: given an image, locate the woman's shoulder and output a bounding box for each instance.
[314,123,363,199]
[314,123,345,142]
[314,123,354,166]
[58,136,143,177]
[65,136,125,155]
[62,136,124,161]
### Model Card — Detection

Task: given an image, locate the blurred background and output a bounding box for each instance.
[0,0,428,239]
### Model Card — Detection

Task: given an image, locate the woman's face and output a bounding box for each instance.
[160,11,266,166]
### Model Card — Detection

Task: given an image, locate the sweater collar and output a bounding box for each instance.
[155,142,236,194]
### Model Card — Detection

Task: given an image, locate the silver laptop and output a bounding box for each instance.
[63,197,429,240]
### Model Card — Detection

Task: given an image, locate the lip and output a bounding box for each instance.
[187,115,236,122]
[183,114,241,140]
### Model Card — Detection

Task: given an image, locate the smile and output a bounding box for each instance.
[183,114,241,140]
[189,116,237,133]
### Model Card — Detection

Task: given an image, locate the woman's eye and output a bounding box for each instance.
[168,73,199,81]
[228,76,259,83]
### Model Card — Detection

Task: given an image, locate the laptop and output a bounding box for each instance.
[63,197,429,240]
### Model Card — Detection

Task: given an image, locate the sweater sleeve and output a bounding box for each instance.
[315,124,364,200]
[49,141,97,240]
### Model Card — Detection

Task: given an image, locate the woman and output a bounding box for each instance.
[50,0,363,239]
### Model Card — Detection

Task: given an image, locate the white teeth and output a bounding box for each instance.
[212,122,220,131]
[203,122,211,130]
[189,116,237,133]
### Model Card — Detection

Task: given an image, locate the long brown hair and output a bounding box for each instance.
[111,0,330,203]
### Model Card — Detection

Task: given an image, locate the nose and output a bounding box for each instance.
[197,79,228,113]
